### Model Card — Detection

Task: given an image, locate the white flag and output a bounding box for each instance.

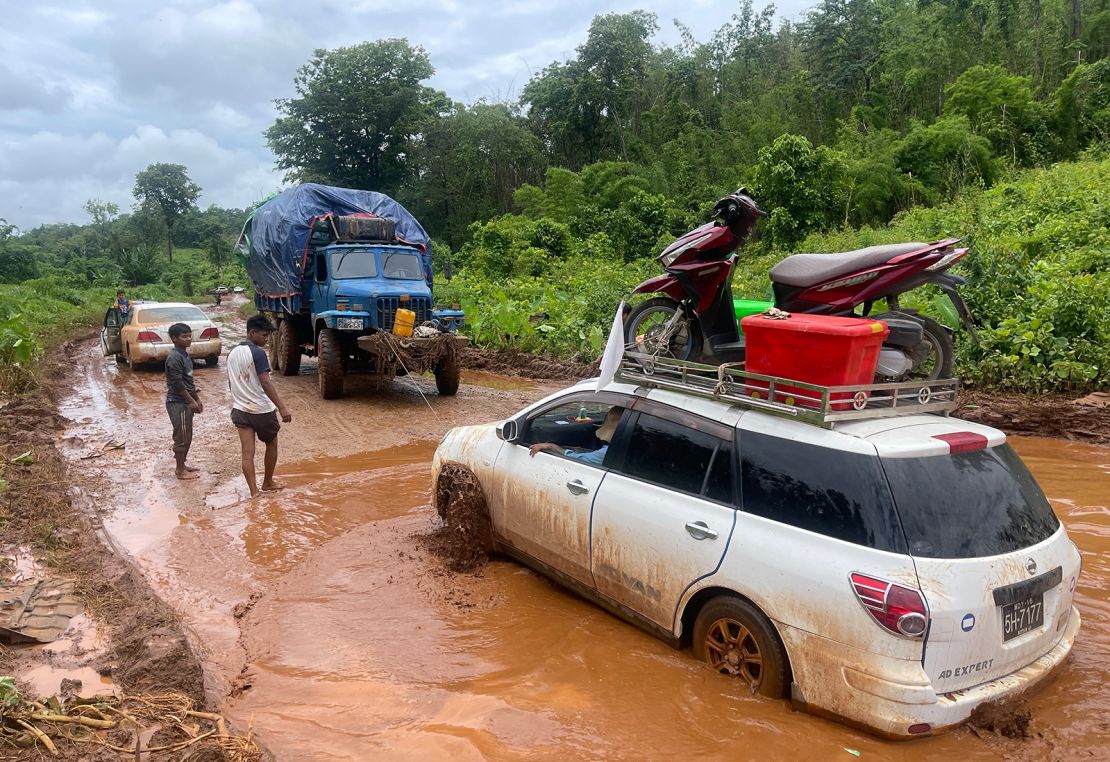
[596,301,626,390]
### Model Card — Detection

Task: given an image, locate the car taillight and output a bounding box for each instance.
[850,572,929,639]
[931,432,988,453]
[137,330,161,341]
[200,327,219,339]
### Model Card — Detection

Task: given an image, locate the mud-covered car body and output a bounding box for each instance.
[432,379,1081,738]
[101,302,222,368]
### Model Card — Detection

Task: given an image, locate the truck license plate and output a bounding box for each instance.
[1002,594,1044,641]
[336,317,363,330]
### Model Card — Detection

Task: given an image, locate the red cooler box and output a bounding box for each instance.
[740,313,889,408]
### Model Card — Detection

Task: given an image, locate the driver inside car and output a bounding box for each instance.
[528,406,623,465]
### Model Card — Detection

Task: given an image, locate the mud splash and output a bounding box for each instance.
[426,463,494,571]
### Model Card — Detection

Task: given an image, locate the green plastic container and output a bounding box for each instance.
[734,299,775,333]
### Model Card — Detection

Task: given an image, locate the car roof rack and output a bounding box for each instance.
[614,352,959,428]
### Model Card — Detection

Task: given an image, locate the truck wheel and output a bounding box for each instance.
[317,328,345,399]
[276,319,301,376]
[434,353,460,396]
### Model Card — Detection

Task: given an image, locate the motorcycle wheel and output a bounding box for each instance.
[625,297,701,362]
[904,315,955,381]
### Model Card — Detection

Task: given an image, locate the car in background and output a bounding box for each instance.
[101,302,222,369]
[432,377,1082,738]
[232,286,245,294]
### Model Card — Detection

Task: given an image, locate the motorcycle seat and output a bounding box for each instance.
[770,243,927,287]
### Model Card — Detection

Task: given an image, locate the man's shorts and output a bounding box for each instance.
[166,402,193,455]
[231,408,281,444]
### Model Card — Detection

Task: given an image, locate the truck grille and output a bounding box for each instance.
[377,297,431,330]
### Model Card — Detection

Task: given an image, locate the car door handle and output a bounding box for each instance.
[685,521,718,540]
[566,479,589,495]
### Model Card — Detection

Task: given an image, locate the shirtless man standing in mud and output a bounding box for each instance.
[228,314,292,498]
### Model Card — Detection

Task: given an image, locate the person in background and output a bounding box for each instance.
[115,289,131,318]
[227,314,293,498]
[165,322,202,480]
[528,406,623,465]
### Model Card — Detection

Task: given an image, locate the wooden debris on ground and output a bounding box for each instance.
[0,690,261,760]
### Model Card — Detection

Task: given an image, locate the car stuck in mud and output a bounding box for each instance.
[431,361,1082,739]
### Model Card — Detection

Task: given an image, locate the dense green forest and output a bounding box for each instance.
[2,0,1108,391]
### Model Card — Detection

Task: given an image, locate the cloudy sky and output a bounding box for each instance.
[0,0,809,231]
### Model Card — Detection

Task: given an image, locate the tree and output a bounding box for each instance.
[0,220,40,283]
[266,40,449,194]
[577,12,659,161]
[132,163,200,263]
[751,133,851,248]
[896,116,996,202]
[944,65,1053,165]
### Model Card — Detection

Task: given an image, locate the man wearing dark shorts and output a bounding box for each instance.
[165,322,203,479]
[227,314,292,498]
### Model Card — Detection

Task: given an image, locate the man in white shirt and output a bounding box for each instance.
[228,314,293,498]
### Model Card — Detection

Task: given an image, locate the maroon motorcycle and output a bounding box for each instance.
[625,188,976,380]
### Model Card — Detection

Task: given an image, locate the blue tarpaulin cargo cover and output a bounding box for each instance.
[237,183,431,298]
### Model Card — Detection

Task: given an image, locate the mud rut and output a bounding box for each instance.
[43,301,1110,760]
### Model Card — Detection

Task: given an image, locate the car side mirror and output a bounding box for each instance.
[499,420,518,442]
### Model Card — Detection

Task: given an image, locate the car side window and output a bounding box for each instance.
[521,399,625,464]
[738,431,908,553]
[615,412,725,499]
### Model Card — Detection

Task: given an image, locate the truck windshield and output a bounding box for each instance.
[381,251,424,280]
[881,444,1060,558]
[329,249,378,279]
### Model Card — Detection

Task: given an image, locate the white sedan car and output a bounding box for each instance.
[432,377,1081,738]
[101,302,223,369]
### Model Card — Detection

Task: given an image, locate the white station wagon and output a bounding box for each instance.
[432,364,1081,739]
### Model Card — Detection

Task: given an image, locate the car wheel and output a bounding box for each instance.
[434,464,493,570]
[126,345,136,370]
[205,353,220,367]
[692,596,789,698]
[115,353,127,364]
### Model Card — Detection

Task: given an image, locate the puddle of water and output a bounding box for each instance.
[22,665,116,699]
[222,436,1110,761]
[38,613,107,654]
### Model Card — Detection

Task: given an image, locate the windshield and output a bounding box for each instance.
[882,444,1060,558]
[329,249,378,279]
[137,306,207,323]
[381,251,423,280]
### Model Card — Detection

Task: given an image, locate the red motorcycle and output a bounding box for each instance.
[625,189,976,380]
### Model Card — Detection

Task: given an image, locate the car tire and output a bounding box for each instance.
[126,345,137,371]
[205,353,220,367]
[317,328,345,400]
[434,353,460,396]
[692,596,790,698]
[115,353,127,364]
[276,319,301,377]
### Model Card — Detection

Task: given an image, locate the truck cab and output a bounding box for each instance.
[307,243,450,334]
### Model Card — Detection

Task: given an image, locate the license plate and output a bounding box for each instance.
[336,317,363,330]
[1002,594,1044,641]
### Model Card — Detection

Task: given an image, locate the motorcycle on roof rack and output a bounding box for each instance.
[624,188,977,382]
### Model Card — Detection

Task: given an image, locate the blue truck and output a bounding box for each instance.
[236,183,467,399]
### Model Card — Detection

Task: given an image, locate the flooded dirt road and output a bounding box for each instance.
[57,308,1109,760]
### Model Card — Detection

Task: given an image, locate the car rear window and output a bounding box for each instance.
[881,445,1060,559]
[138,306,207,323]
[739,432,907,553]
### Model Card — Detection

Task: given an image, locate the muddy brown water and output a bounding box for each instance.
[55,324,1109,759]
